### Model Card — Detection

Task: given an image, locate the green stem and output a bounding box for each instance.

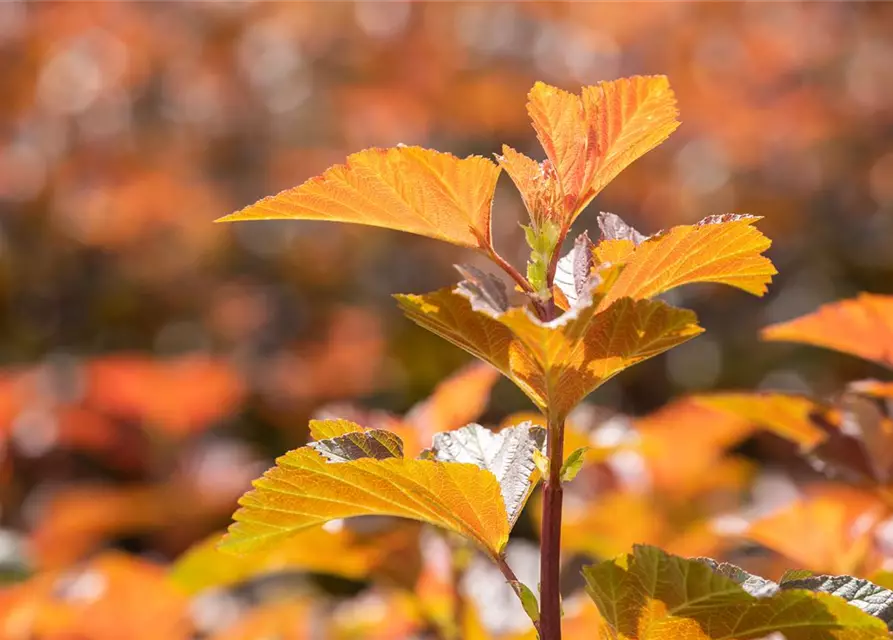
[539,412,565,640]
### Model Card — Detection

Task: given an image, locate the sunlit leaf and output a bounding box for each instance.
[308,418,370,441]
[396,286,702,418]
[429,422,546,525]
[762,294,893,368]
[583,544,890,639]
[222,430,511,559]
[698,559,893,625]
[598,214,776,310]
[693,392,831,449]
[784,575,893,627]
[526,76,680,223]
[218,146,502,250]
[497,145,561,231]
[559,446,589,483]
[593,212,647,265]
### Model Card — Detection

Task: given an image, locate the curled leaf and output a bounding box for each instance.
[455,264,510,315]
[396,285,702,419]
[554,231,596,308]
[430,422,546,525]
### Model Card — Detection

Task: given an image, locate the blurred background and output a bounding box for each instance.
[1,1,893,636]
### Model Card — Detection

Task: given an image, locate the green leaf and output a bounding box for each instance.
[559,446,590,483]
[781,569,816,584]
[582,545,890,639]
[510,580,541,624]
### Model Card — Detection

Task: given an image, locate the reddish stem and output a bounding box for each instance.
[539,413,565,640]
[495,554,542,637]
[485,245,551,321]
[486,245,534,296]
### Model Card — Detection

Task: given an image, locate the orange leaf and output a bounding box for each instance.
[561,492,667,560]
[497,145,562,229]
[746,484,890,576]
[635,398,756,493]
[396,287,702,419]
[0,553,192,640]
[218,146,502,250]
[597,214,776,310]
[762,293,893,368]
[405,361,501,449]
[87,354,244,438]
[206,599,313,640]
[693,392,831,449]
[28,485,171,570]
[526,76,679,224]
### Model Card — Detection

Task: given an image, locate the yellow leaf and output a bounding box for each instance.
[222,444,510,559]
[396,287,702,419]
[527,76,680,224]
[693,392,831,449]
[172,524,419,594]
[762,293,893,369]
[583,545,890,640]
[598,214,776,310]
[217,146,501,250]
[308,418,369,441]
